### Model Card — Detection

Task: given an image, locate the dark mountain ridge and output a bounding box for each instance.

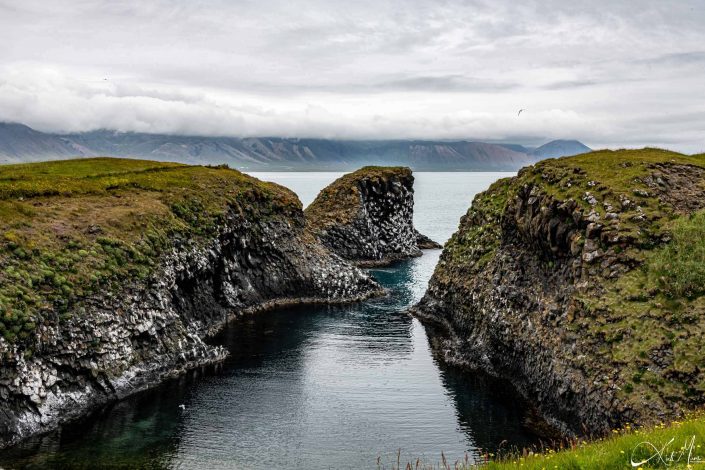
[531,139,592,159]
[0,122,591,170]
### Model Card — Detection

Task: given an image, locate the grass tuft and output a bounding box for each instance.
[647,211,705,298]
[391,414,705,469]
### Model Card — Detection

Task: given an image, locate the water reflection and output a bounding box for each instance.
[0,251,539,470]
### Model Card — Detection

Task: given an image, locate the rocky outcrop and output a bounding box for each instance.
[413,149,705,437]
[305,166,440,266]
[415,231,442,249]
[0,161,385,449]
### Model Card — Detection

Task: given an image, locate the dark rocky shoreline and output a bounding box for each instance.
[0,206,381,449]
[0,164,434,450]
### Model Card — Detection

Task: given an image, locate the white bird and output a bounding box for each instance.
[179,404,186,410]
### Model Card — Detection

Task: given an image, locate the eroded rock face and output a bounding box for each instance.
[640,163,705,214]
[0,202,381,449]
[414,181,633,437]
[412,152,705,438]
[306,167,440,266]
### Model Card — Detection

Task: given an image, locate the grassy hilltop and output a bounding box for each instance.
[530,149,705,409]
[0,157,300,345]
[412,147,705,469]
[438,148,705,416]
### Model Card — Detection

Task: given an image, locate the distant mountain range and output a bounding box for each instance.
[0,122,591,171]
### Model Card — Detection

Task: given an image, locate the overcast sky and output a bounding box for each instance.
[0,0,704,151]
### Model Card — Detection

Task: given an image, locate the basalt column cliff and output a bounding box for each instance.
[0,159,393,448]
[414,149,705,437]
[305,166,441,266]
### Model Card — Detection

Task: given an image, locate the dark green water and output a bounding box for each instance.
[0,173,539,469]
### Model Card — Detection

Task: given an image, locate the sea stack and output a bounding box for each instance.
[305,166,441,267]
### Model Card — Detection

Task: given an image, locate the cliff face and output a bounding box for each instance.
[414,149,705,436]
[0,158,382,448]
[305,166,440,266]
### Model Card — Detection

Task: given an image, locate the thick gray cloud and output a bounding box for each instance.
[0,0,703,151]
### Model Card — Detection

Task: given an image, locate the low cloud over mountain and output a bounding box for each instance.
[0,1,703,152]
[0,122,591,171]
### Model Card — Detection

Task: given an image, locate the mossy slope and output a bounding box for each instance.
[0,157,384,449]
[416,148,705,436]
[0,158,301,344]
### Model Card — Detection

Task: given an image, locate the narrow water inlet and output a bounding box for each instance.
[0,252,539,469]
[0,172,535,469]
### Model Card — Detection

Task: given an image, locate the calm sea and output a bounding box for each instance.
[0,172,538,470]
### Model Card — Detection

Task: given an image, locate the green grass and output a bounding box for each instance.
[0,157,301,345]
[440,176,513,274]
[480,415,705,469]
[387,415,705,469]
[647,211,705,298]
[574,207,705,413]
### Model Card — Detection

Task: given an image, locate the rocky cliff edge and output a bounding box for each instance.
[0,158,384,448]
[414,148,705,437]
[305,166,441,266]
